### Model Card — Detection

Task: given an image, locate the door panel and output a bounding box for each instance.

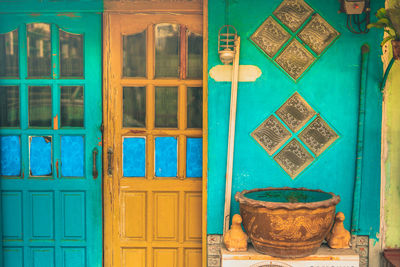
[0,13,102,267]
[104,13,203,267]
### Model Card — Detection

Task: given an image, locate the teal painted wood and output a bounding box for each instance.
[207,0,383,240]
[0,0,102,13]
[0,13,102,267]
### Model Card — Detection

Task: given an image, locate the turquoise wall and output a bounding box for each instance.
[207,0,384,239]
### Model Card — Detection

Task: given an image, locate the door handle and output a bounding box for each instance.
[92,148,98,179]
[107,148,113,176]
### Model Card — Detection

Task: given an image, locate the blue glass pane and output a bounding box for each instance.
[30,136,52,176]
[123,137,145,177]
[0,136,21,176]
[155,137,177,177]
[61,136,84,177]
[186,138,202,178]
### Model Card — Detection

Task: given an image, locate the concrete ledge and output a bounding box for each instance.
[221,244,359,267]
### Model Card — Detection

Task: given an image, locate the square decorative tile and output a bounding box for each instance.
[298,115,339,156]
[251,115,292,155]
[297,14,339,55]
[251,17,291,58]
[273,0,314,32]
[275,92,316,132]
[275,39,315,80]
[274,139,314,178]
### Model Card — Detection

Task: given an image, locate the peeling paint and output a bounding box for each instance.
[57,13,81,18]
[209,65,262,82]
[129,129,146,134]
[53,114,58,130]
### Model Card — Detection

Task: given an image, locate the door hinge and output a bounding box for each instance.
[100,122,104,133]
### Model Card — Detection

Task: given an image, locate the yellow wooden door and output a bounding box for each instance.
[103,13,204,267]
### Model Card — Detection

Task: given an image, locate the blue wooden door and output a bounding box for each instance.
[0,13,102,267]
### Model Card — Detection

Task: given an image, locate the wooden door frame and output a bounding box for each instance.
[102,1,208,266]
[201,0,208,266]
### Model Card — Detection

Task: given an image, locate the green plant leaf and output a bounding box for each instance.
[376,8,387,19]
[378,18,390,25]
[367,22,386,29]
[381,35,394,46]
[384,29,395,37]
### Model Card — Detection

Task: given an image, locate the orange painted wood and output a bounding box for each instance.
[103,11,204,267]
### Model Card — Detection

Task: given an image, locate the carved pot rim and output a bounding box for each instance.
[235,187,340,210]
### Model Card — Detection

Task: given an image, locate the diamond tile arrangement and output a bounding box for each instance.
[274,139,314,178]
[251,92,339,178]
[251,0,340,81]
[298,14,340,55]
[298,115,339,156]
[250,17,291,58]
[273,0,313,32]
[275,40,315,80]
[275,92,315,132]
[251,115,291,155]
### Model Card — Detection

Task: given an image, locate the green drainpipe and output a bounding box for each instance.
[380,57,395,92]
[351,43,370,235]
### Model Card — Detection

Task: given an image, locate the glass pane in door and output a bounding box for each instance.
[29,86,52,127]
[60,30,84,78]
[155,137,177,177]
[123,31,146,77]
[123,137,146,177]
[187,87,202,128]
[0,30,19,77]
[29,136,52,176]
[60,86,84,127]
[0,135,21,176]
[0,86,19,127]
[61,135,84,177]
[187,31,202,79]
[155,86,178,128]
[27,23,51,78]
[155,24,180,78]
[123,86,146,128]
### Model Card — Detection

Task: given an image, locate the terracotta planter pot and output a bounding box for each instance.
[235,187,340,258]
[392,40,400,60]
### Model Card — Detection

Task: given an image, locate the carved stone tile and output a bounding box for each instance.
[251,17,291,58]
[275,92,316,132]
[251,115,292,155]
[274,139,314,178]
[298,14,339,55]
[298,115,339,156]
[275,39,315,80]
[273,0,314,32]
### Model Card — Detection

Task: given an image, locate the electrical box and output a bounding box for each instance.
[341,0,366,15]
[221,245,359,267]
